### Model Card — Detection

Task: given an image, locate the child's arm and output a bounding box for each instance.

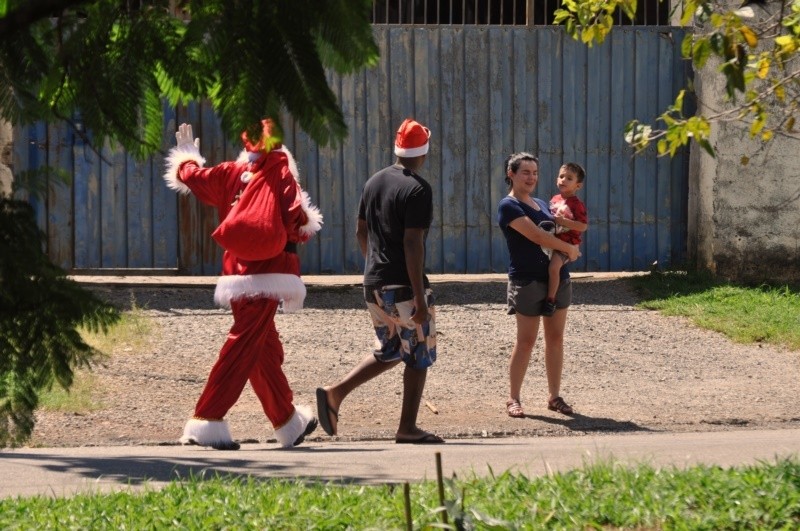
[554,216,587,233]
[555,198,588,233]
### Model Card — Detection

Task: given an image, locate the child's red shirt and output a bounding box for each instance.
[550,194,587,245]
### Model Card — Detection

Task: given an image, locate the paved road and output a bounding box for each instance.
[2,429,799,499]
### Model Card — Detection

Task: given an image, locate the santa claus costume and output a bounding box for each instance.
[163,120,322,450]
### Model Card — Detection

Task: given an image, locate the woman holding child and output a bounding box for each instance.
[496,153,581,418]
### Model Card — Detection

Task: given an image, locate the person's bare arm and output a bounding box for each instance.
[555,216,588,233]
[356,218,368,258]
[508,216,580,262]
[403,227,428,325]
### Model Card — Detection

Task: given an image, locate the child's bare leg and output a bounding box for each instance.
[542,253,565,317]
[547,254,564,301]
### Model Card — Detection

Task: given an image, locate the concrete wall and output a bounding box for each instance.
[688,2,800,283]
[0,119,12,197]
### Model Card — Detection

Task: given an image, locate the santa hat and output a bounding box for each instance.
[394,118,431,157]
[241,118,281,154]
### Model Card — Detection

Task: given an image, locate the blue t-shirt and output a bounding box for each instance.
[497,195,569,283]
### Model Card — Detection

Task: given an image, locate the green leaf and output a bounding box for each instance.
[750,115,766,135]
[710,33,726,56]
[0,199,120,447]
[681,0,698,25]
[697,138,716,158]
[693,39,712,67]
[775,35,795,52]
[0,0,380,155]
[681,33,694,58]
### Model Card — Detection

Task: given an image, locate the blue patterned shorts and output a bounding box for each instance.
[364,285,437,369]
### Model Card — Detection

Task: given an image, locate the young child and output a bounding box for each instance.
[543,162,588,316]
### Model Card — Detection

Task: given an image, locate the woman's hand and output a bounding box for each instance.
[566,244,581,262]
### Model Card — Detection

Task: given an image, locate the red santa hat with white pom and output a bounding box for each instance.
[394,118,431,157]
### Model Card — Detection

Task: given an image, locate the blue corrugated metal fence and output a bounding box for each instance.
[12,26,690,275]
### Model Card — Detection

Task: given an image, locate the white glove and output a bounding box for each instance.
[174,123,201,155]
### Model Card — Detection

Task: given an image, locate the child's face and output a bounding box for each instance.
[556,166,583,197]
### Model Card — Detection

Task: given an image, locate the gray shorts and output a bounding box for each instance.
[507,278,572,316]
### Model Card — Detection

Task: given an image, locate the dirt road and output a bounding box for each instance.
[29,276,800,448]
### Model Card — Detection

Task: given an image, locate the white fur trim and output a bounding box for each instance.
[163,147,205,195]
[236,147,298,180]
[277,146,299,181]
[180,418,234,446]
[214,273,307,312]
[273,146,322,236]
[274,405,315,448]
[299,190,323,237]
[236,149,258,164]
[394,142,429,158]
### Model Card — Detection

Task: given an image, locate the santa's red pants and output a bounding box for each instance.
[193,297,294,428]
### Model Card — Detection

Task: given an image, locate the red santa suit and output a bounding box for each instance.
[163,122,322,449]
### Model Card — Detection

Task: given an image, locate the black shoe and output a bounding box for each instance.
[542,300,556,317]
[210,440,241,451]
[293,417,318,447]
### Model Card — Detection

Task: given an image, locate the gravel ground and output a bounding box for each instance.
[29,278,800,448]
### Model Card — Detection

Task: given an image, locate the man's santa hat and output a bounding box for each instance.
[394,118,431,157]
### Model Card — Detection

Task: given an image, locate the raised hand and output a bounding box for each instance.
[175,123,200,152]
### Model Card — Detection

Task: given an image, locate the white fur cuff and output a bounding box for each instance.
[163,147,205,195]
[180,418,233,447]
[299,190,323,237]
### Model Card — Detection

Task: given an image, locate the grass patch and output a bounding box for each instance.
[37,372,101,413]
[37,301,155,413]
[0,458,797,529]
[80,298,153,355]
[628,271,800,350]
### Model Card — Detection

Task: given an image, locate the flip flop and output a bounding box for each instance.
[395,432,445,444]
[316,387,338,436]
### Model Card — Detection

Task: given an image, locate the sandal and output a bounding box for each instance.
[506,399,525,418]
[547,396,574,416]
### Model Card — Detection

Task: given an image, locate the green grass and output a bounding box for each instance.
[80,298,153,356]
[0,458,797,529]
[628,271,800,350]
[36,372,101,413]
[37,302,155,413]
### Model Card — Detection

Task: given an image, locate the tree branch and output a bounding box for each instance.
[0,0,89,40]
